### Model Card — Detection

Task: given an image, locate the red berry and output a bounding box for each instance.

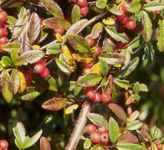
[86,36,95,47]
[90,132,101,144]
[121,16,129,25]
[100,132,109,145]
[54,27,65,35]
[156,141,162,150]
[85,88,96,100]
[125,20,136,30]
[98,127,107,133]
[0,37,8,45]
[117,15,124,22]
[34,63,45,74]
[80,6,89,17]
[77,0,88,7]
[85,124,97,134]
[0,140,8,150]
[94,46,102,56]
[120,2,129,14]
[0,28,8,37]
[101,93,112,104]
[94,93,101,102]
[0,11,7,24]
[36,59,46,65]
[40,68,50,78]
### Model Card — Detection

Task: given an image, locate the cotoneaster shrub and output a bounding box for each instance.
[0,0,164,150]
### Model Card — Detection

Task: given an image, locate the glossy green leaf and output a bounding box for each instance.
[133,82,148,93]
[71,5,81,23]
[11,69,20,94]
[121,57,139,77]
[144,1,164,12]
[129,0,141,13]
[21,91,40,101]
[114,78,130,90]
[48,77,58,92]
[67,34,90,53]
[23,130,42,149]
[89,22,103,39]
[150,126,162,140]
[157,19,164,52]
[78,73,102,87]
[1,71,13,103]
[127,120,143,131]
[40,0,64,17]
[87,113,108,128]
[105,27,129,43]
[96,0,108,9]
[16,50,44,66]
[108,117,120,143]
[56,58,71,75]
[0,56,12,68]
[64,104,79,115]
[83,138,92,149]
[142,11,153,42]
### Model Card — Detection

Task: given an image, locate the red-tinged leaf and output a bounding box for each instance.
[40,0,64,17]
[11,69,20,94]
[67,34,90,53]
[43,17,71,30]
[27,12,41,44]
[118,131,139,144]
[40,137,51,150]
[42,97,72,111]
[13,7,30,39]
[89,22,103,39]
[108,103,127,123]
[15,50,44,66]
[66,19,89,35]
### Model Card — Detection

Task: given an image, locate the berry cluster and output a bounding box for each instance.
[0,140,8,150]
[117,15,136,31]
[85,36,103,56]
[85,124,110,146]
[0,9,8,48]
[84,87,112,104]
[34,59,50,78]
[72,0,89,16]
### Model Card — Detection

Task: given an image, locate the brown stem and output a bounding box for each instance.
[65,101,91,150]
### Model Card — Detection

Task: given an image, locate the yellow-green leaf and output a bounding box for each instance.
[157,19,164,52]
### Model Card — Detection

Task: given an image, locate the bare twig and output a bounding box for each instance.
[65,101,91,150]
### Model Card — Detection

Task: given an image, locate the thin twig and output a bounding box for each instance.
[65,101,91,150]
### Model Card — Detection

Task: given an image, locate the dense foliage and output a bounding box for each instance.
[0,0,164,149]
